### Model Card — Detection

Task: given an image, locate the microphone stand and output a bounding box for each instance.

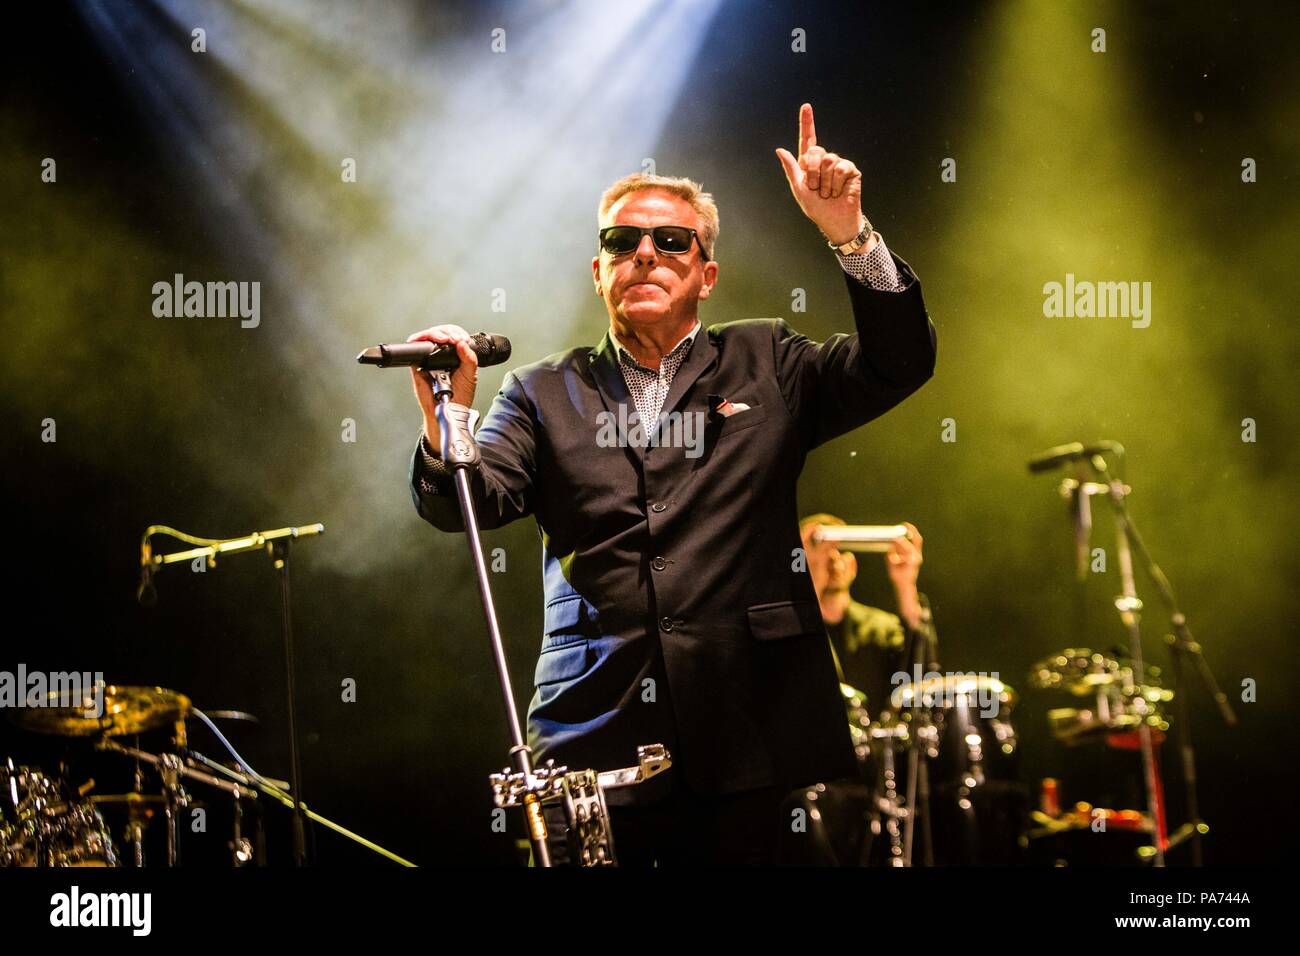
[1088,453,1165,866]
[1092,474,1235,866]
[1068,460,1093,646]
[1038,442,1228,865]
[269,537,309,867]
[428,369,552,867]
[142,523,322,866]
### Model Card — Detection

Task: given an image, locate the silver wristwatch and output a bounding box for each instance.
[826,216,873,255]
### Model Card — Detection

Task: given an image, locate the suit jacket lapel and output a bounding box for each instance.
[658,326,718,424]
[587,324,719,460]
[587,330,646,466]
[588,330,629,412]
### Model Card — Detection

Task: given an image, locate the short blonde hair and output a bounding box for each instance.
[597,172,720,260]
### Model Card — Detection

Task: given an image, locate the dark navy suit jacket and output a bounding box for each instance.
[411,255,935,801]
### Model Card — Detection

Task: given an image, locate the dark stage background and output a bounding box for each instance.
[2,0,1298,865]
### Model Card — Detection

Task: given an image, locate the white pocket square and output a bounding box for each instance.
[710,396,751,418]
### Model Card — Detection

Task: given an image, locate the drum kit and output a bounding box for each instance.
[1,684,266,868]
[1030,647,1173,743]
[1024,646,1180,864]
[1,682,413,868]
[789,672,1029,866]
[788,647,1185,866]
[2,439,1224,867]
[785,451,1209,869]
[1,762,118,867]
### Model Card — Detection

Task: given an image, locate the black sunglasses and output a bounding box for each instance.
[598,225,710,261]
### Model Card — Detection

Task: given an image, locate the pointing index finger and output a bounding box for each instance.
[798,102,817,157]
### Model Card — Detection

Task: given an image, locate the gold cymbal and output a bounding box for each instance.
[1029,647,1173,696]
[9,685,191,738]
[1029,647,1120,693]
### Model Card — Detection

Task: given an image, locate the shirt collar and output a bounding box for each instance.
[611,319,702,373]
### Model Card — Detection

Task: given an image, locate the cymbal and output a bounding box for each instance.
[1048,701,1172,743]
[10,685,191,738]
[1030,648,1120,694]
[203,709,259,723]
[1030,647,1173,700]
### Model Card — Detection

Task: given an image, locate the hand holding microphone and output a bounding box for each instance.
[357,325,512,451]
[402,325,480,449]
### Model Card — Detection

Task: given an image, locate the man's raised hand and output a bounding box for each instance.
[775,103,865,247]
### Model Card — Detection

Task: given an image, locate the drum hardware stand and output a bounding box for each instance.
[870,718,910,866]
[141,523,324,866]
[117,728,262,866]
[97,738,258,866]
[902,596,938,867]
[180,750,265,866]
[229,797,254,865]
[157,753,190,866]
[427,368,670,866]
[127,747,148,867]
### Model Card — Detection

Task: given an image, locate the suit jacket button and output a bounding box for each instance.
[651,502,667,513]
[659,616,674,632]
[651,556,667,571]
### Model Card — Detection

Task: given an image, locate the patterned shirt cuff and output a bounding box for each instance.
[835,233,909,292]
[416,433,451,495]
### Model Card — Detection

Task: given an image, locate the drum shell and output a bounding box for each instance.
[921,695,1027,865]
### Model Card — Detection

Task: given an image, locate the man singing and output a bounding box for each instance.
[407,104,936,865]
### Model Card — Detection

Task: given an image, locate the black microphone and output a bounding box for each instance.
[1027,440,1120,473]
[356,332,511,370]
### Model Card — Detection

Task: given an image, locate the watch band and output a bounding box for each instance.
[827,216,873,255]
